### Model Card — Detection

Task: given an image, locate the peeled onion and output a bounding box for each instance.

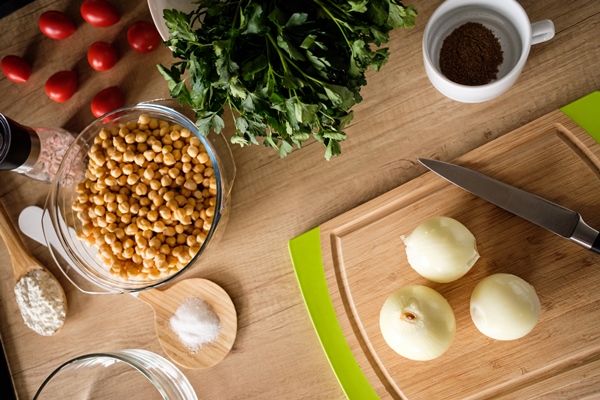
[379,285,455,361]
[470,273,540,340]
[402,216,480,283]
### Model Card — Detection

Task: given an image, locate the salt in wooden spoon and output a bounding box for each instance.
[135,278,237,369]
[0,201,68,331]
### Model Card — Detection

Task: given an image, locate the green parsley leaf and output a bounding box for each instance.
[160,0,417,159]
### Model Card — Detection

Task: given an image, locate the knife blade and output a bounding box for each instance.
[418,158,600,253]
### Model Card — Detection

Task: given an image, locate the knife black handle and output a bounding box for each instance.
[591,234,600,254]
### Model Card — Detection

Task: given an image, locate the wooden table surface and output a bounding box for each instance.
[0,1,598,399]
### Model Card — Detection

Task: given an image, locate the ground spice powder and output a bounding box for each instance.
[439,22,504,86]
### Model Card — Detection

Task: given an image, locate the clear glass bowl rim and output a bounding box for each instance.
[33,349,198,400]
[45,99,234,294]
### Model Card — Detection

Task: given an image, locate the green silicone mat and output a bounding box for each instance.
[288,91,600,400]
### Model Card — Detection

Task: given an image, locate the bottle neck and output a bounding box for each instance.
[0,114,40,172]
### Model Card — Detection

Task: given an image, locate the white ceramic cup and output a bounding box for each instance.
[423,0,555,103]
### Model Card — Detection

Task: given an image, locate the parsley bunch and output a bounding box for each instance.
[158,0,417,159]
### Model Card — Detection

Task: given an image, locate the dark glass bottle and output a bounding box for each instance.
[0,113,75,183]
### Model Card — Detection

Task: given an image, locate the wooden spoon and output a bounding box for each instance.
[136,278,237,369]
[0,201,68,331]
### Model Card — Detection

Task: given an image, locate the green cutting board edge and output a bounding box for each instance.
[288,91,600,400]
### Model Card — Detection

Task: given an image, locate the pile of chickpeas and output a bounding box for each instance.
[72,114,218,281]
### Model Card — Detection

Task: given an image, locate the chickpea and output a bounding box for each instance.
[130,203,141,214]
[104,233,117,245]
[82,223,94,236]
[138,114,150,125]
[122,247,134,259]
[158,206,172,220]
[106,213,118,224]
[118,202,130,214]
[143,168,155,180]
[206,206,215,218]
[180,128,190,138]
[127,266,141,278]
[166,199,178,212]
[125,224,139,236]
[137,218,152,231]
[127,174,140,185]
[159,244,170,255]
[175,195,186,207]
[136,236,148,249]
[163,153,176,166]
[171,246,183,258]
[183,179,197,191]
[142,230,154,241]
[161,175,173,187]
[178,252,192,264]
[174,208,186,222]
[149,179,161,191]
[149,267,161,278]
[152,196,164,207]
[151,141,162,153]
[125,133,138,145]
[106,176,119,187]
[168,168,180,179]
[134,154,145,166]
[132,254,143,264]
[144,247,157,260]
[94,205,106,217]
[186,235,197,247]
[115,228,125,240]
[121,213,132,224]
[197,152,209,164]
[135,183,148,196]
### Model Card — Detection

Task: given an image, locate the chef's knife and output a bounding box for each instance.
[419,158,600,253]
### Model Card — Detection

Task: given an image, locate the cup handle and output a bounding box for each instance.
[531,20,555,45]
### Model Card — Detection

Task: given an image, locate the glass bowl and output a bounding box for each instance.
[43,99,235,294]
[34,349,198,399]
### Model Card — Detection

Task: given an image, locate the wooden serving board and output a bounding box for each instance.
[291,94,600,399]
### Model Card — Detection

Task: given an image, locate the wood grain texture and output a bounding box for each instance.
[0,0,598,398]
[137,278,237,370]
[319,111,600,399]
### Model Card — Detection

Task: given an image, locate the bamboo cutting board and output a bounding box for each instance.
[289,92,600,399]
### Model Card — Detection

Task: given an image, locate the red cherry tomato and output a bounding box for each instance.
[91,86,124,118]
[127,21,162,54]
[87,42,118,71]
[45,71,78,102]
[38,10,76,40]
[1,55,31,83]
[80,0,120,28]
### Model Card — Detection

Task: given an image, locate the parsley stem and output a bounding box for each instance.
[232,0,242,28]
[266,33,324,88]
[311,0,351,48]
[265,33,291,75]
